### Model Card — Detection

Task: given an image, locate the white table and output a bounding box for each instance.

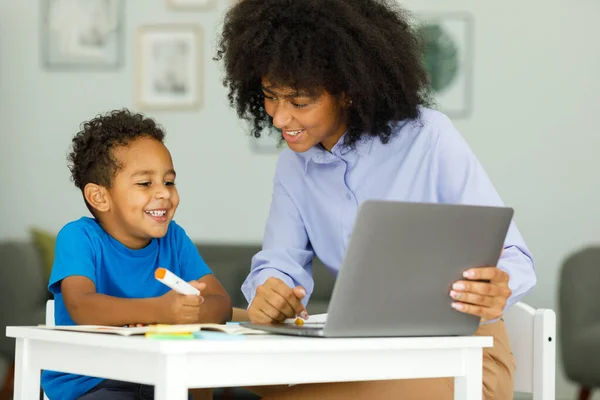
[6,326,492,400]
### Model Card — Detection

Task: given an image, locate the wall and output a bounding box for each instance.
[1,0,599,397]
[0,0,278,244]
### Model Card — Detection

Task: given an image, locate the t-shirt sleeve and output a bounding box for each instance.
[172,222,212,281]
[48,222,96,295]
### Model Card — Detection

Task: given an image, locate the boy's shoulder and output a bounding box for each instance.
[57,216,104,240]
[57,217,190,248]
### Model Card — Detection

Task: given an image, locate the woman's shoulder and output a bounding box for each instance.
[385,107,462,150]
[416,107,453,126]
[392,107,454,136]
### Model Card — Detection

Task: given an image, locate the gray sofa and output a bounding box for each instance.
[0,240,335,398]
[0,242,50,361]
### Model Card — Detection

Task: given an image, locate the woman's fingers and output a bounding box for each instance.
[450,267,512,321]
[249,277,308,323]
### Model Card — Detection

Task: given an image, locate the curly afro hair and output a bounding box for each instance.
[68,109,165,192]
[215,0,431,147]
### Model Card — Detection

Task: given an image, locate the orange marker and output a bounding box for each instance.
[294,318,305,326]
[155,268,200,296]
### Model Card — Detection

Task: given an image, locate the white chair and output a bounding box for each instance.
[45,299,55,327]
[43,300,54,400]
[503,302,556,400]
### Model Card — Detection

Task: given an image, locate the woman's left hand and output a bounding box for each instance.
[449,267,511,322]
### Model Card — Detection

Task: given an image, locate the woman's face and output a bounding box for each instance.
[262,77,348,152]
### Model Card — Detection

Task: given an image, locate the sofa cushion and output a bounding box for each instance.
[195,244,260,308]
[30,227,56,281]
[0,242,49,358]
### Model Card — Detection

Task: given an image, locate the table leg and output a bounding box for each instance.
[155,355,189,400]
[13,338,41,400]
[454,348,482,400]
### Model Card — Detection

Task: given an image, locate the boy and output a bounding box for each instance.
[41,109,231,400]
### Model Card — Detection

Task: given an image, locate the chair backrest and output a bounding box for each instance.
[45,299,55,327]
[559,247,600,382]
[43,300,55,400]
[503,302,556,400]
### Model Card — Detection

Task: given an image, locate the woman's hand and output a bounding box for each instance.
[449,267,511,322]
[248,277,308,324]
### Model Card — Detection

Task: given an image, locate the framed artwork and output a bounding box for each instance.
[416,12,474,118]
[135,25,202,111]
[166,0,217,10]
[41,0,124,69]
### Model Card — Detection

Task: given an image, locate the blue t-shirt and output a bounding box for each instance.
[41,217,212,400]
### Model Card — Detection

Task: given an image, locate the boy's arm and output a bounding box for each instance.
[61,276,202,326]
[196,274,232,324]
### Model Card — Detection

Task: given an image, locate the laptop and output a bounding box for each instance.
[241,200,514,338]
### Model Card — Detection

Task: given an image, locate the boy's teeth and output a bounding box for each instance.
[146,210,166,217]
[287,130,302,136]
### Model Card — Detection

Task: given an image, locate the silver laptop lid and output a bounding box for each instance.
[324,200,513,337]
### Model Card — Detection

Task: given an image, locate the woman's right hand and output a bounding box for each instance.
[248,277,308,324]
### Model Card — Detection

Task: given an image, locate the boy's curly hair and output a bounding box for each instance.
[68,109,165,191]
[215,0,431,147]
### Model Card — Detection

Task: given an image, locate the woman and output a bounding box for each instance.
[217,0,536,398]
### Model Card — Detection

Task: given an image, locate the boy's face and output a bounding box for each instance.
[103,136,180,249]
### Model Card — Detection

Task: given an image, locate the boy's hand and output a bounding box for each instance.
[156,281,206,324]
[248,277,308,324]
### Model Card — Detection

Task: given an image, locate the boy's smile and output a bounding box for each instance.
[145,208,168,221]
[101,136,180,249]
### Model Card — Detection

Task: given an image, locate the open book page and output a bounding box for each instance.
[283,313,328,325]
[37,324,205,336]
[37,323,271,336]
[198,323,270,335]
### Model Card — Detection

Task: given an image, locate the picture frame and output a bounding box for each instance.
[166,0,217,11]
[41,0,124,70]
[415,12,474,118]
[135,25,203,111]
